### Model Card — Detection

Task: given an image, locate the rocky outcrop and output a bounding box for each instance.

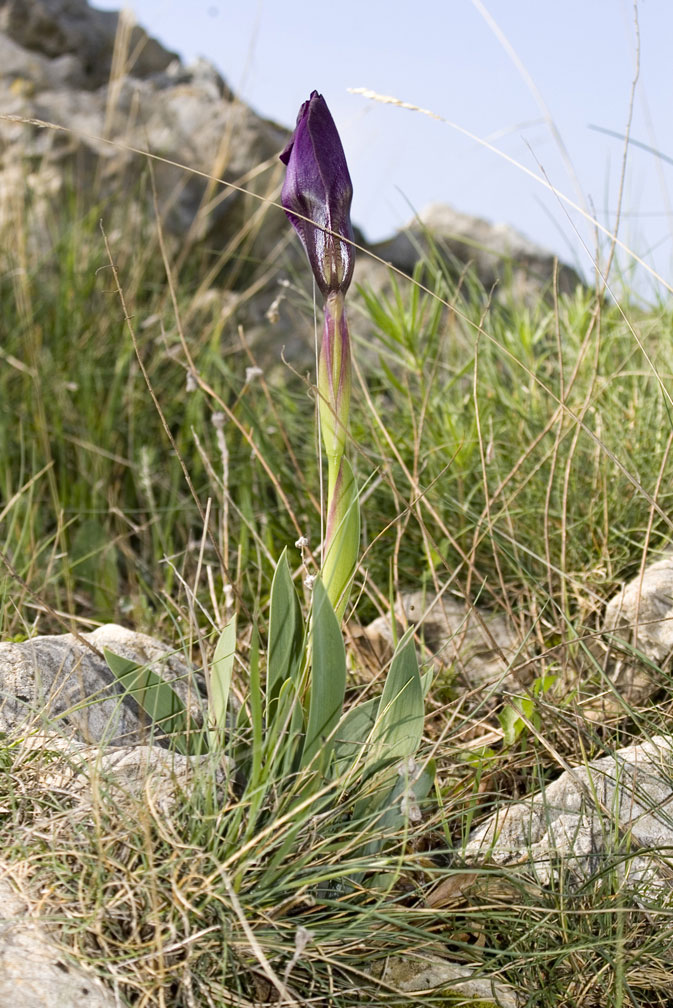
[0,0,287,257]
[0,0,178,88]
[0,0,582,372]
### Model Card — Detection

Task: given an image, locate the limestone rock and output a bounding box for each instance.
[381,954,519,1007]
[463,734,673,898]
[583,553,673,719]
[0,0,178,89]
[359,591,524,692]
[604,553,673,665]
[0,0,583,378]
[0,861,116,1008]
[366,203,582,305]
[0,0,288,286]
[0,58,287,244]
[0,623,205,745]
[12,733,226,808]
[0,735,228,1008]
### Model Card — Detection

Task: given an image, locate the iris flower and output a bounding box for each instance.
[280,91,354,297]
[280,92,359,619]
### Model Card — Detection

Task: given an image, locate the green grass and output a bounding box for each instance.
[2,148,673,1007]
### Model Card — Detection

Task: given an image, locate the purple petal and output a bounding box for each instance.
[280,92,354,296]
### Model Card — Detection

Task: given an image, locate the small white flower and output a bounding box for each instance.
[304,574,316,590]
[397,756,420,779]
[186,370,197,392]
[266,283,290,324]
[245,366,263,383]
[265,298,281,324]
[294,925,314,954]
[295,535,310,549]
[400,794,422,822]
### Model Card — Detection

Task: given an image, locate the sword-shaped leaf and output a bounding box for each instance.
[209,615,236,750]
[267,548,304,726]
[302,578,346,769]
[363,628,424,780]
[104,648,206,755]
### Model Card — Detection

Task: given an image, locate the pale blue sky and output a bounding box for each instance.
[94,0,673,293]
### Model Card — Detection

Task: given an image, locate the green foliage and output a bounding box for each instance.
[103,647,207,755]
[266,548,303,723]
[498,672,558,747]
[0,199,318,635]
[105,550,433,888]
[353,262,673,621]
[208,614,236,750]
[6,166,673,1007]
[302,577,347,769]
[321,455,360,619]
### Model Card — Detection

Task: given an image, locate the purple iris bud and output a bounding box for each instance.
[280,92,360,619]
[280,91,355,297]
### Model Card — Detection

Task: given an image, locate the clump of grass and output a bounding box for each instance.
[353,256,673,618]
[0,735,439,1005]
[0,178,322,639]
[4,719,673,1006]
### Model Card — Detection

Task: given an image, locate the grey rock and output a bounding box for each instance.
[0,57,287,247]
[0,733,224,1008]
[0,0,177,89]
[604,552,673,664]
[381,954,519,1007]
[367,202,582,305]
[463,734,673,898]
[583,553,673,719]
[0,861,117,1008]
[12,733,229,813]
[0,1,289,348]
[361,590,524,692]
[0,30,83,91]
[0,623,205,745]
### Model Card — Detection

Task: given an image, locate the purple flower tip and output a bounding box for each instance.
[280,91,354,297]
